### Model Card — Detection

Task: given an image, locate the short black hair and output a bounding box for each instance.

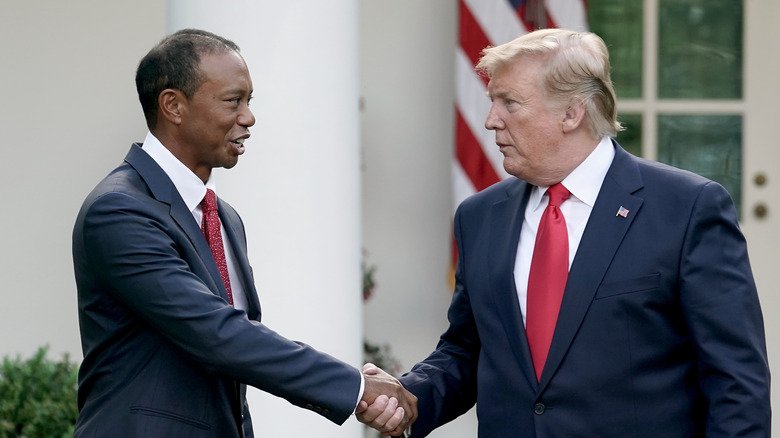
[135,28,240,130]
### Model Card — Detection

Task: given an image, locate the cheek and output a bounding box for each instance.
[506,120,540,146]
[509,128,556,161]
[528,115,561,140]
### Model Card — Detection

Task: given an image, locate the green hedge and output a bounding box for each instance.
[0,346,78,438]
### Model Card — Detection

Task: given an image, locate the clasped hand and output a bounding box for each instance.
[355,363,417,437]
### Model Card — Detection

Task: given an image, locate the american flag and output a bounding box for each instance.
[451,0,588,277]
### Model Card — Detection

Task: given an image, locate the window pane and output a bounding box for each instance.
[658,0,743,99]
[657,114,742,217]
[588,0,643,98]
[616,113,642,156]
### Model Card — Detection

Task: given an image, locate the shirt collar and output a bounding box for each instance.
[529,136,615,210]
[140,131,216,212]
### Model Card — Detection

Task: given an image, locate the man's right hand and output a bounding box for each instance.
[356,363,417,437]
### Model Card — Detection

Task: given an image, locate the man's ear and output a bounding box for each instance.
[158,89,186,126]
[562,100,586,133]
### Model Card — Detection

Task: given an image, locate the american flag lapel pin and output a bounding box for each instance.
[616,206,629,218]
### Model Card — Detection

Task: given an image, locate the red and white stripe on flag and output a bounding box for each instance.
[450,0,588,282]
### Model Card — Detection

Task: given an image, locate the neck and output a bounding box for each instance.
[151,128,211,183]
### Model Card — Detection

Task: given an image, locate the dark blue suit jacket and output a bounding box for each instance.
[400,143,770,437]
[72,144,360,437]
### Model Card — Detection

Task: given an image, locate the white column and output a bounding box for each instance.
[168,1,363,437]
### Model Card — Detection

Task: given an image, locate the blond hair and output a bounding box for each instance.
[477,28,622,138]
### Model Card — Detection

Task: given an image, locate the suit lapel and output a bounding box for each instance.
[124,144,229,302]
[538,144,644,389]
[169,197,230,302]
[219,201,262,321]
[487,180,539,390]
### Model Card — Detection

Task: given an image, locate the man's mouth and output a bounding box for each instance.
[229,136,248,154]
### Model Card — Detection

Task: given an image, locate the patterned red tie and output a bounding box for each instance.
[201,189,233,306]
[526,183,570,381]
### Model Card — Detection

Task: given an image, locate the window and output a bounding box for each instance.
[588,0,744,215]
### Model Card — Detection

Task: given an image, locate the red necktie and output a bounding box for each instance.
[526,183,570,381]
[201,189,233,306]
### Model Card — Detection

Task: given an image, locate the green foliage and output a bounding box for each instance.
[0,346,78,438]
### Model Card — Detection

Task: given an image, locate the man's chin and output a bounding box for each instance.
[502,161,524,180]
[220,158,240,170]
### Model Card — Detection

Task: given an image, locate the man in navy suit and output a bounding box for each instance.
[72,29,415,437]
[358,28,770,437]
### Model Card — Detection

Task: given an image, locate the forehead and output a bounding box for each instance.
[197,51,253,93]
[487,57,544,95]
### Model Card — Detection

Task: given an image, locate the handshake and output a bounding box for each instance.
[355,363,418,437]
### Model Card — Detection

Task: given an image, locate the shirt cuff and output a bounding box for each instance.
[354,371,365,410]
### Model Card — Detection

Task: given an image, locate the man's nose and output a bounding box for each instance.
[240,106,256,128]
[485,105,503,130]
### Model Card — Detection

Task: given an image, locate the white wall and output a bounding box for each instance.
[0,0,165,359]
[359,2,478,437]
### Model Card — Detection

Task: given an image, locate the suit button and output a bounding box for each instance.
[534,403,545,415]
[322,409,330,416]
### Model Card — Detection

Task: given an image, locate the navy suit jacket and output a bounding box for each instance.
[72,144,360,437]
[400,143,770,437]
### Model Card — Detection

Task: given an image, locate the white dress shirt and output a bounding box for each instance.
[514,136,615,325]
[141,131,249,311]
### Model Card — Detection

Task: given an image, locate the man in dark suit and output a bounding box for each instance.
[358,28,770,437]
[72,29,415,437]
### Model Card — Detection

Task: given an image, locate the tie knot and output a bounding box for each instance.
[201,189,218,214]
[546,183,570,208]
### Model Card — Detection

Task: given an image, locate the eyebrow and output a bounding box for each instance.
[487,89,513,100]
[221,87,252,97]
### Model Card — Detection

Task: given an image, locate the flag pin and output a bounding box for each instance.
[616,206,629,218]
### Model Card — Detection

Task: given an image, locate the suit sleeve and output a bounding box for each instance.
[79,191,361,424]
[679,181,770,435]
[399,206,480,437]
